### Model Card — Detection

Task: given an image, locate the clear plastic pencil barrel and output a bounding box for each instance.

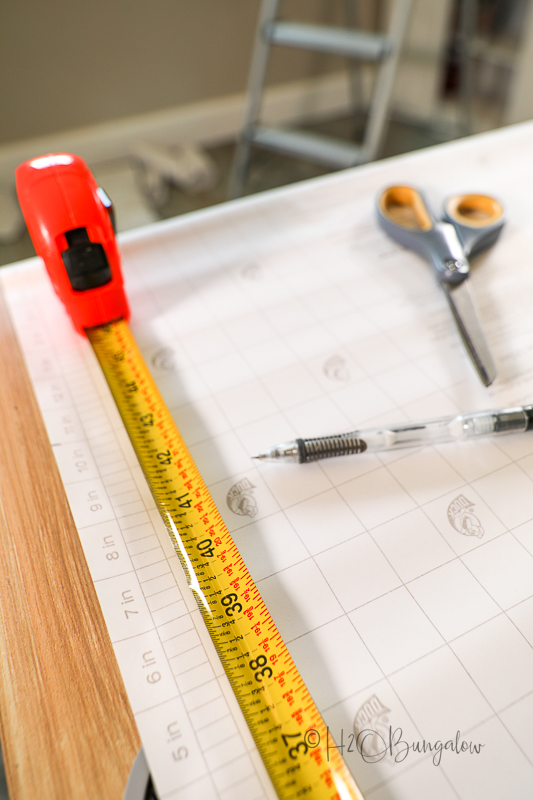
[257,406,533,463]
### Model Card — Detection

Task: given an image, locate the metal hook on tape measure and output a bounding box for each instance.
[123,748,158,800]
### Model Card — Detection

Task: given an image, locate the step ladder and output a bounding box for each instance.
[228,0,413,198]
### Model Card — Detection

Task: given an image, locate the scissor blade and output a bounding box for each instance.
[442,281,497,386]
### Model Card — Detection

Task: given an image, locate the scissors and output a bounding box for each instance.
[376,186,505,386]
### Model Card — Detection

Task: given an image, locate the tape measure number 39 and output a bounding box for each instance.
[16,154,365,800]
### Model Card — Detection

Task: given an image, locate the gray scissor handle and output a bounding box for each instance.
[376,186,469,286]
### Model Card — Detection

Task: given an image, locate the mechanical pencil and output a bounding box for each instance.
[252,405,533,464]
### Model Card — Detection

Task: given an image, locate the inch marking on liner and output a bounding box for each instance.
[87,319,364,800]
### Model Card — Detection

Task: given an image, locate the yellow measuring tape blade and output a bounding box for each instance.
[88,319,364,800]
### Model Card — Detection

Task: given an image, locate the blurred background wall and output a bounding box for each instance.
[0,0,372,146]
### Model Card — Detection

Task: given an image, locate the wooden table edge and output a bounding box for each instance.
[0,284,140,799]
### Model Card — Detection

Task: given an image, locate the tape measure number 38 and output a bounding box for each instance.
[16,153,365,800]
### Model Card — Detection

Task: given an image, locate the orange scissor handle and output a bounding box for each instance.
[378,185,435,232]
[444,193,505,256]
[445,193,504,228]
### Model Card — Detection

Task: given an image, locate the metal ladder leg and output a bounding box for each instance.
[360,0,413,162]
[343,0,365,115]
[457,0,477,136]
[228,0,280,199]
